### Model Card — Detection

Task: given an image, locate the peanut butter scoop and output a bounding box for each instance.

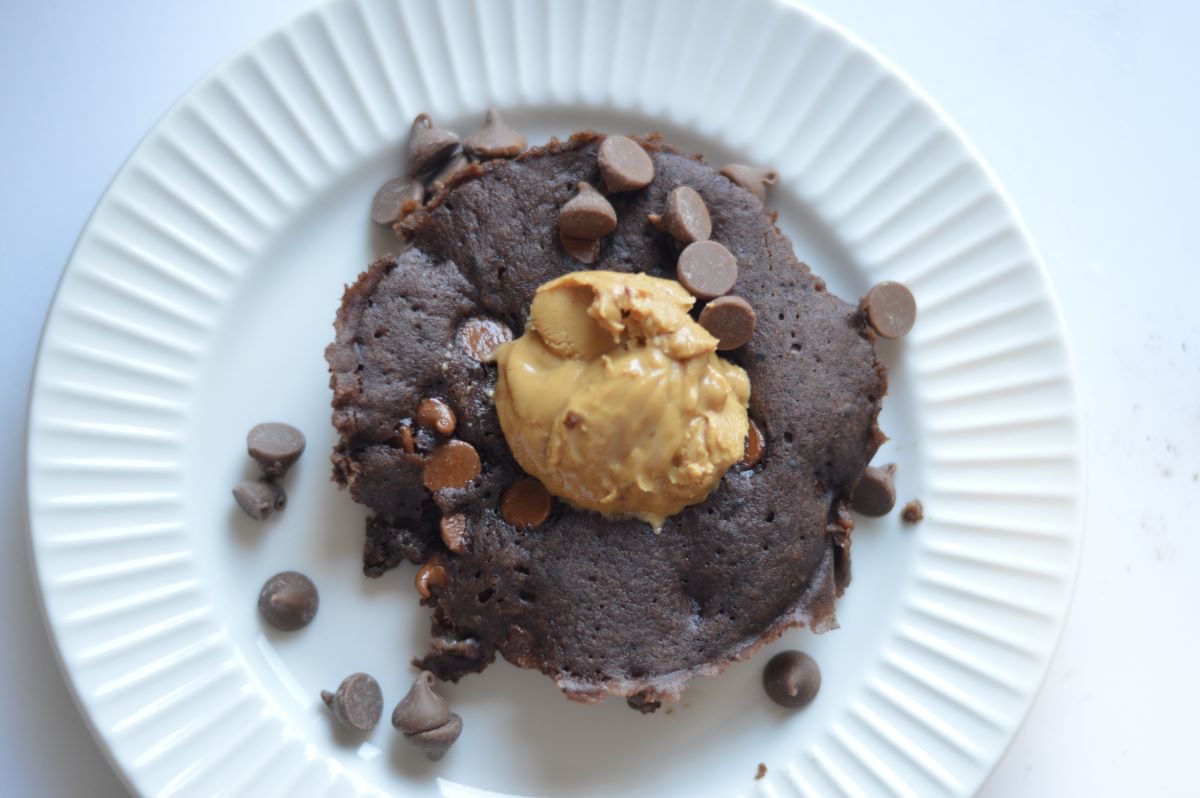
[493,271,750,528]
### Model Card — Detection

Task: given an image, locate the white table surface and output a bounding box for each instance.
[2,1,1196,795]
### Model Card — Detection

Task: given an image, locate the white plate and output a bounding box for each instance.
[26,0,1084,796]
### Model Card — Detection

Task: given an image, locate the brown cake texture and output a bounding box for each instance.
[326,133,887,711]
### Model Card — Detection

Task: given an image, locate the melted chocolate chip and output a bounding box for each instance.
[457,317,513,362]
[742,419,766,468]
[416,398,456,436]
[439,514,469,553]
[500,478,553,529]
[423,440,481,492]
[416,559,449,599]
[389,424,416,453]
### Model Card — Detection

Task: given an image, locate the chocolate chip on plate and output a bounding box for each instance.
[407,713,463,761]
[321,673,384,732]
[560,233,601,264]
[407,113,460,177]
[423,440,481,492]
[416,398,457,436]
[501,478,552,529]
[648,186,711,244]
[698,295,756,350]
[851,464,896,517]
[258,570,318,631]
[598,135,654,192]
[558,181,617,240]
[371,176,424,226]
[233,479,286,521]
[415,559,449,599]
[247,422,306,478]
[901,499,924,525]
[720,163,779,203]
[677,240,737,299]
[862,281,917,340]
[463,108,527,159]
[762,650,821,709]
[742,419,766,468]
[457,317,513,362]
[439,514,469,553]
[392,671,450,734]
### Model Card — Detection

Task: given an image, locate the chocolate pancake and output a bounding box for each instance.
[326,133,887,710]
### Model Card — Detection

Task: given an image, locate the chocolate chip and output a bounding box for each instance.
[463,108,527,158]
[698,295,756,350]
[762,650,821,709]
[851,464,896,517]
[862,281,916,340]
[560,233,601,264]
[901,499,924,525]
[439,514,468,553]
[257,570,318,631]
[233,479,286,520]
[720,164,779,203]
[457,317,513,362]
[370,176,424,226]
[389,424,416,453]
[677,240,737,299]
[406,711,462,761]
[648,186,711,244]
[423,440,481,492]
[416,398,456,436]
[321,673,383,732]
[558,181,617,240]
[742,419,766,468]
[598,135,654,192]
[501,478,552,528]
[407,113,460,177]
[246,422,306,478]
[415,559,449,599]
[427,153,471,193]
[392,671,450,734]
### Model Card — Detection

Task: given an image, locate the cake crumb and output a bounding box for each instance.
[901,499,924,525]
[755,763,767,780]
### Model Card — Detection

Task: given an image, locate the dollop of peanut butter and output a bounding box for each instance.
[493,271,750,528]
